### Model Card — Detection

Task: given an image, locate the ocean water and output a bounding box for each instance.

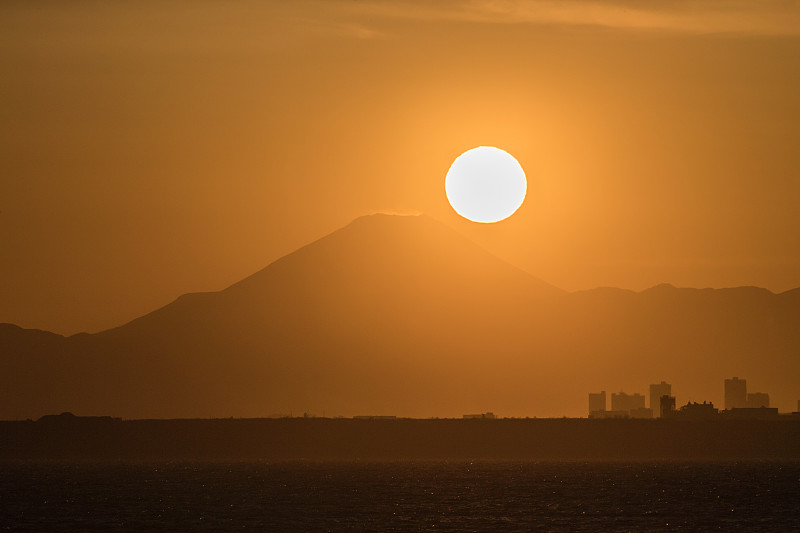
[1,461,798,531]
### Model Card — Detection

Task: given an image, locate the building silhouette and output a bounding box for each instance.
[611,392,645,413]
[584,379,790,420]
[629,407,654,419]
[588,410,629,419]
[588,391,606,416]
[746,392,769,408]
[462,412,496,420]
[649,381,671,418]
[726,407,779,420]
[677,401,718,420]
[660,395,676,418]
[724,377,747,410]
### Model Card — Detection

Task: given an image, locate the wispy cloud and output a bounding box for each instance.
[299,16,381,40]
[337,0,800,36]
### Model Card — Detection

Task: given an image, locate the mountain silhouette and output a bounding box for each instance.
[1,214,799,419]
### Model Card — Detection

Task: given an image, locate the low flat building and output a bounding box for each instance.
[746,392,770,408]
[611,392,646,413]
[676,402,719,420]
[629,407,654,419]
[589,410,629,419]
[726,407,779,420]
[463,412,496,420]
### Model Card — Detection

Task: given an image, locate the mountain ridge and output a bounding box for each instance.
[1,214,798,419]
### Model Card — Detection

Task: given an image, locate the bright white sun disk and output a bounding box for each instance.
[445,146,527,223]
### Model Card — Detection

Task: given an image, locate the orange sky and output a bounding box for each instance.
[1,0,799,335]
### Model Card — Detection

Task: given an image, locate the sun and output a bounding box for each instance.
[445,146,527,223]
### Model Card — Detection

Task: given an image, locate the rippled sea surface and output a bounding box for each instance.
[1,461,799,531]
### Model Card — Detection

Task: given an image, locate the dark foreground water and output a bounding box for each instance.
[1,461,799,531]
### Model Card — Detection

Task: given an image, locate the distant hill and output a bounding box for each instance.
[1,214,798,419]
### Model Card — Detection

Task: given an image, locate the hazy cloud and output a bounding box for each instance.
[339,0,800,35]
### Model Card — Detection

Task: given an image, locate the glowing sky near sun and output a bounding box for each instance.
[1,0,799,334]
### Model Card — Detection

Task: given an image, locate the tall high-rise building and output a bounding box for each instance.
[588,391,606,415]
[660,395,676,418]
[746,392,770,408]
[649,381,672,418]
[724,377,747,410]
[611,392,645,412]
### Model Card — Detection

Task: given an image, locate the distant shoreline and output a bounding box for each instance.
[2,416,799,461]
